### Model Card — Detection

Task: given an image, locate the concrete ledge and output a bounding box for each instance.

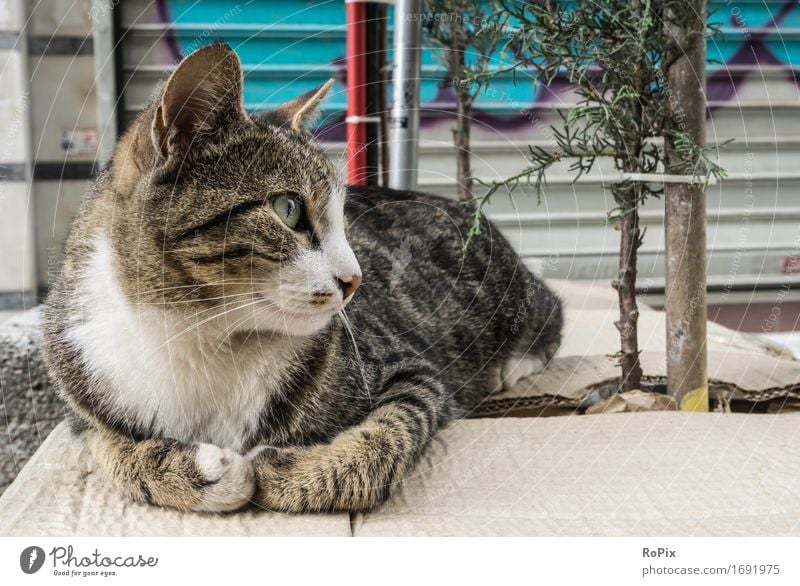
[0,309,64,495]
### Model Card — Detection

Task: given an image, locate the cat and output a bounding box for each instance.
[41,43,562,514]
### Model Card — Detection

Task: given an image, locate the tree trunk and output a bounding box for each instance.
[613,0,644,394]
[613,187,644,392]
[664,0,709,411]
[448,34,473,203]
[453,94,473,201]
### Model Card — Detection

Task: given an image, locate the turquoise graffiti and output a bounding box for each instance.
[152,0,800,140]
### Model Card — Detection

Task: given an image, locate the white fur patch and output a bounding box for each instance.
[195,443,255,512]
[65,235,294,451]
[501,353,546,390]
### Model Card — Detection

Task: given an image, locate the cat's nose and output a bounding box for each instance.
[336,274,362,299]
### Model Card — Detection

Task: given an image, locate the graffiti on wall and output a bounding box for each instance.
[147,0,800,140]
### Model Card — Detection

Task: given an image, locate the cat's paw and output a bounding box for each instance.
[194,443,256,512]
[248,445,306,513]
[501,353,547,390]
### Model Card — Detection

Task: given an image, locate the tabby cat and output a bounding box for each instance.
[41,43,562,514]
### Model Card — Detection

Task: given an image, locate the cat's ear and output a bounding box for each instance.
[254,79,335,131]
[152,43,244,158]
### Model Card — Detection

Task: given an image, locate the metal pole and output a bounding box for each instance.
[365,3,380,185]
[388,0,422,190]
[346,1,368,185]
[664,0,708,411]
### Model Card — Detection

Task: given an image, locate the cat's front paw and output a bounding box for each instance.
[501,352,548,390]
[194,443,256,512]
[248,446,307,513]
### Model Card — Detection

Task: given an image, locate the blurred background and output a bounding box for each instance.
[0,0,798,351]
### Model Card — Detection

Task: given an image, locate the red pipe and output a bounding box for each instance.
[346,2,368,185]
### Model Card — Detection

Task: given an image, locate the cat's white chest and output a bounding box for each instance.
[64,236,281,451]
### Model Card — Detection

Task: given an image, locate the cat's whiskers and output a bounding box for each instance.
[338,307,371,407]
[141,290,266,306]
[214,309,329,426]
[211,299,288,352]
[137,279,276,299]
[257,311,334,422]
[142,278,323,311]
[212,287,339,352]
[152,296,275,352]
[138,284,261,305]
[221,306,300,359]
[138,278,269,292]
[155,294,262,327]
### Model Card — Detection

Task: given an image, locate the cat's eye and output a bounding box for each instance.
[271,193,304,230]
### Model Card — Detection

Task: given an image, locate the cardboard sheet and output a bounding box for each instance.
[473,281,800,416]
[476,350,800,416]
[585,389,677,413]
[0,423,351,537]
[354,413,800,536]
[4,413,800,536]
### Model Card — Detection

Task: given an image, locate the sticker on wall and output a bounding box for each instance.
[782,256,800,274]
[60,129,98,157]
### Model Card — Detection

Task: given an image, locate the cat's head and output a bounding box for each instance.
[107,43,361,337]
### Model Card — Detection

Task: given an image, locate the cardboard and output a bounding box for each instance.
[0,423,351,537]
[5,413,800,536]
[475,350,800,417]
[585,389,677,413]
[473,281,800,417]
[353,413,800,536]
